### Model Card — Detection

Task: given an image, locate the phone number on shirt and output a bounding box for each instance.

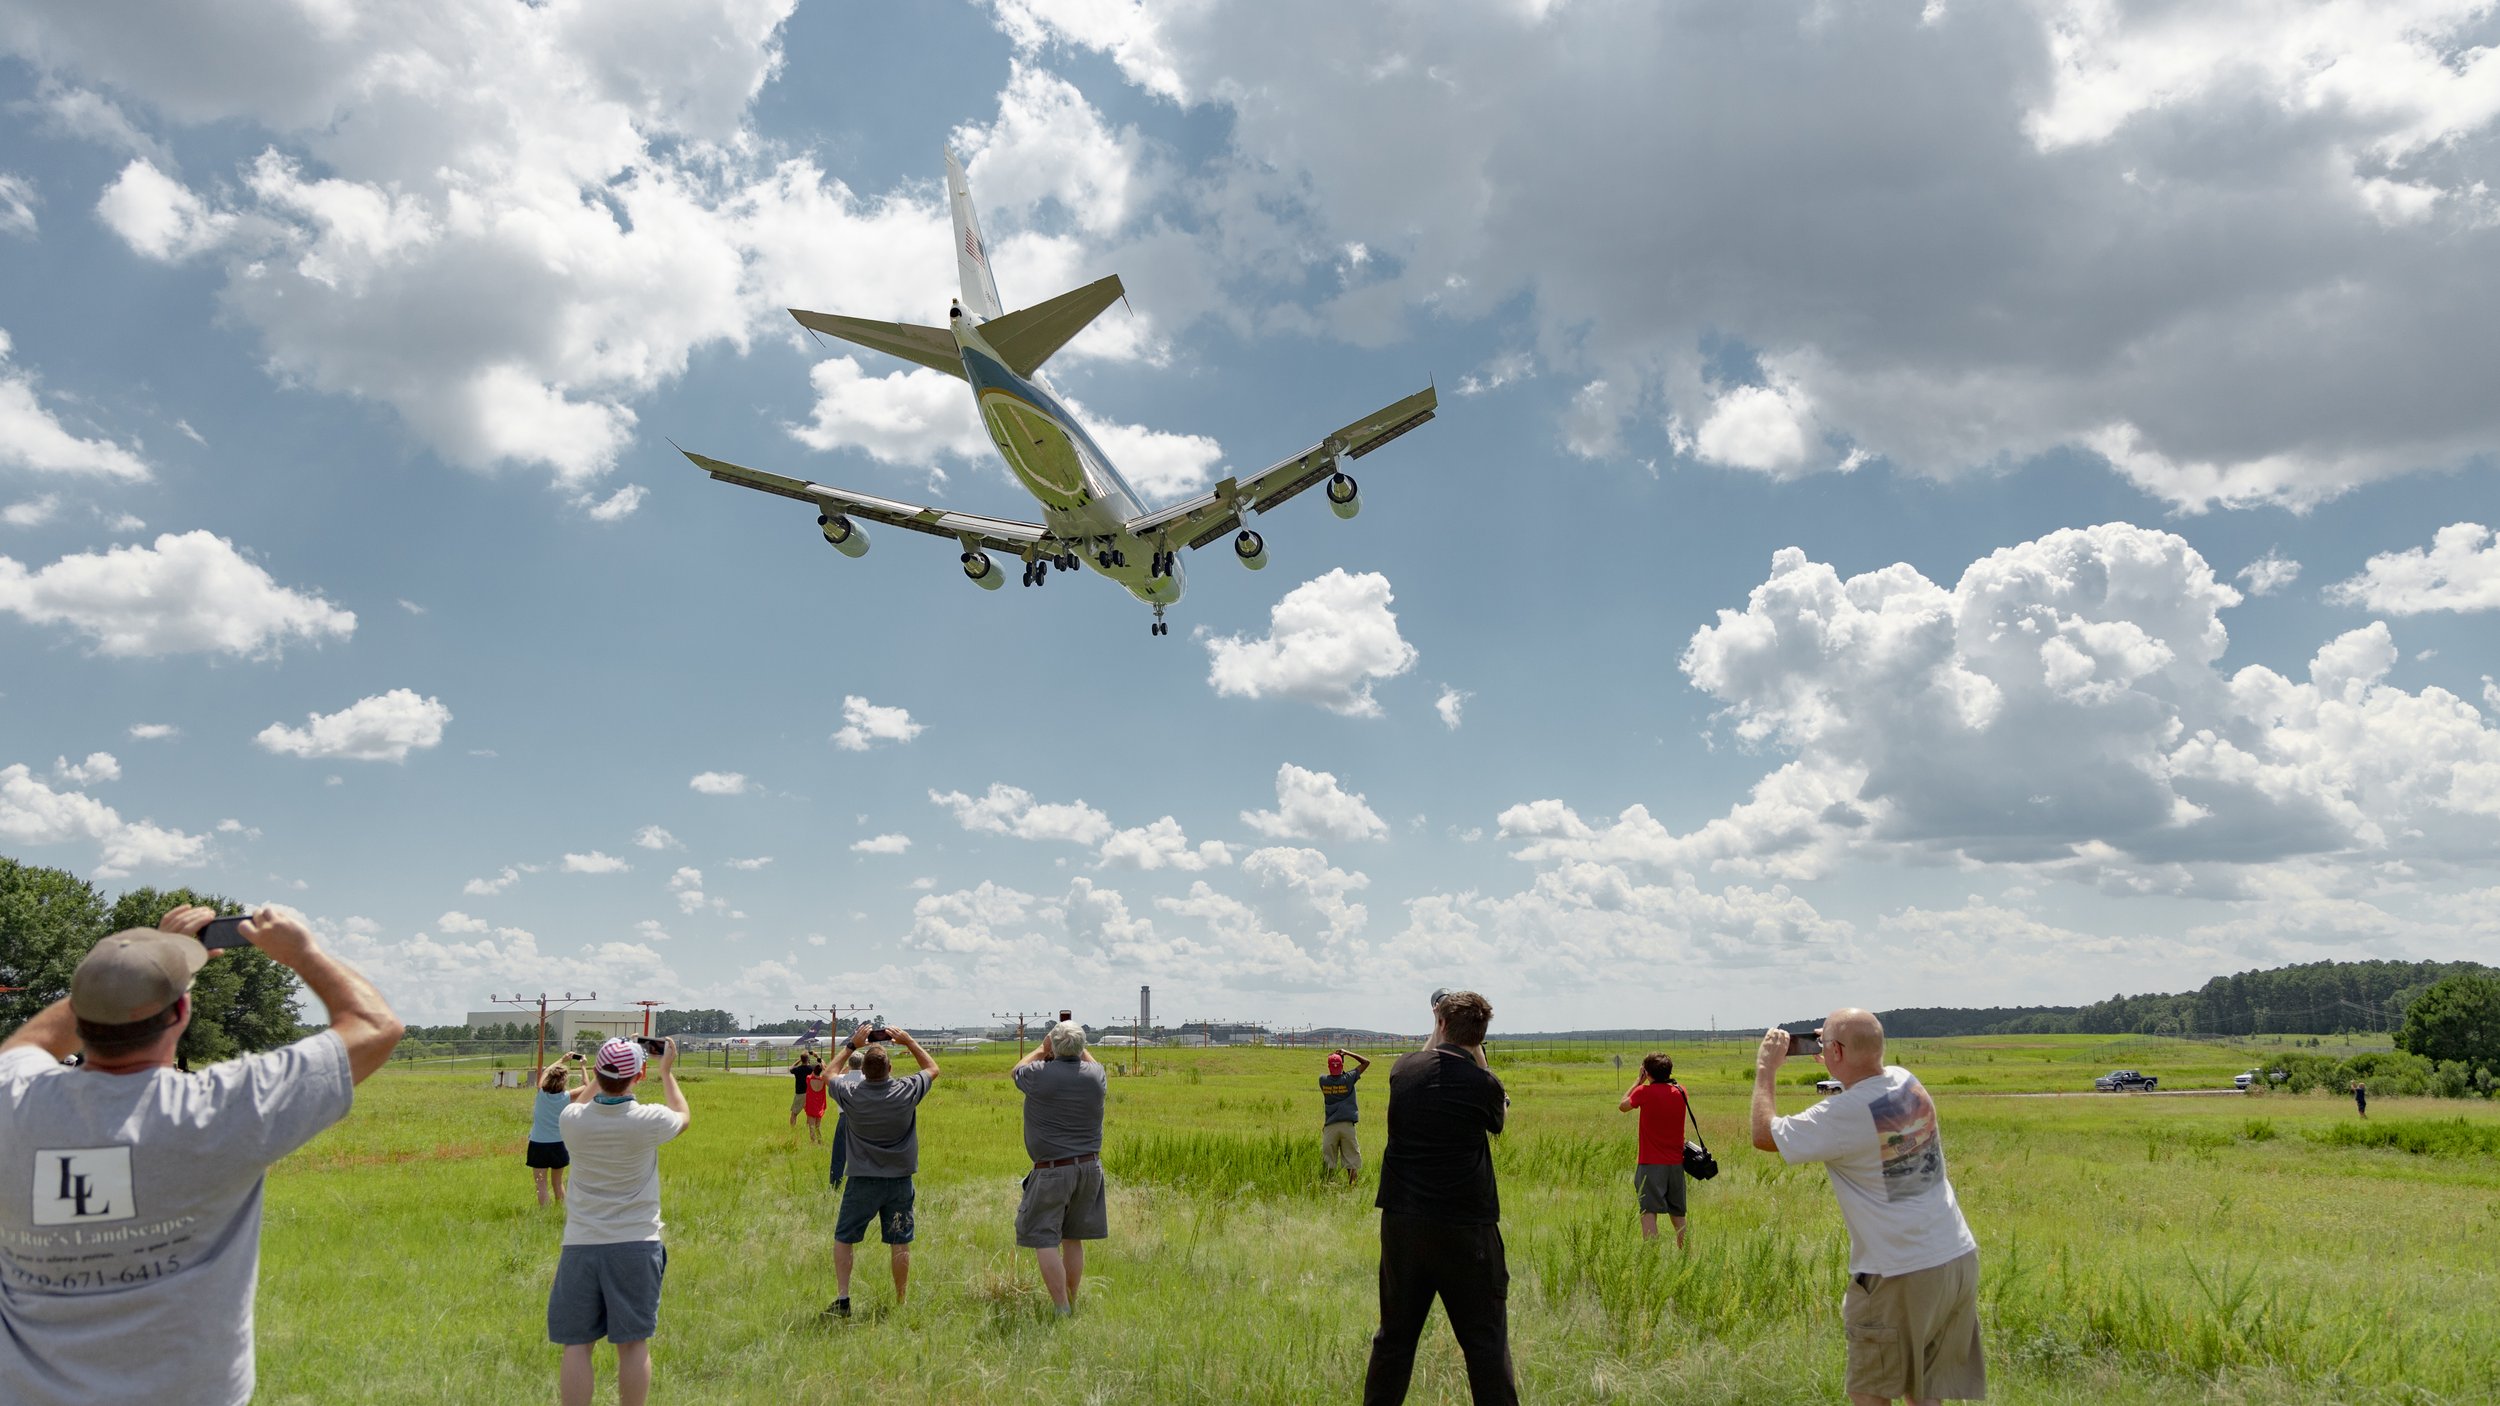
[4,1253,183,1291]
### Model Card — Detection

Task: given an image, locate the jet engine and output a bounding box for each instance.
[1326,472,1360,520]
[1234,529,1268,570]
[818,513,870,558]
[961,550,1005,590]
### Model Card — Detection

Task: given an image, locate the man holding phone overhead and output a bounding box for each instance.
[0,903,404,1406]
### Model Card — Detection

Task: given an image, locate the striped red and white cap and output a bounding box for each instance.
[595,1038,645,1079]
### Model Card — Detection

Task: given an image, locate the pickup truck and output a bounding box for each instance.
[2093,1069,2159,1092]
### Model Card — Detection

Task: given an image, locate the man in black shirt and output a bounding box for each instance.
[1365,989,1517,1406]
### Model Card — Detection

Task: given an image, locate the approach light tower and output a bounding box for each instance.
[490,991,595,1073]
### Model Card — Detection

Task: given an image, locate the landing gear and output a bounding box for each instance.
[1022,559,1042,587]
[1149,549,1175,578]
[1150,605,1169,637]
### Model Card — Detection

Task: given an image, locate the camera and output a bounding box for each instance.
[1785,1026,1824,1058]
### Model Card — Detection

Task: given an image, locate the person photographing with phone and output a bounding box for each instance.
[822,1020,938,1318]
[531,1052,585,1206]
[0,903,403,1406]
[1752,1010,1985,1405]
[548,1036,689,1406]
[1011,1013,1108,1315]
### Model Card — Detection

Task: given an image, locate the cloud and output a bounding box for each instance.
[0,530,353,657]
[1098,816,1232,871]
[995,2,2500,511]
[1241,763,1388,843]
[724,855,772,871]
[0,173,38,237]
[668,865,725,915]
[463,866,521,897]
[2237,549,2302,598]
[831,695,924,752]
[396,598,426,615]
[930,782,1114,845]
[0,762,206,878]
[1434,686,1471,730]
[578,484,646,522]
[254,688,449,762]
[2325,523,2500,615]
[1204,569,1418,717]
[436,910,489,933]
[634,919,672,943]
[1241,845,1369,942]
[632,825,680,850]
[688,771,750,795]
[127,723,178,740]
[3,496,59,528]
[320,912,678,1025]
[93,158,233,260]
[1542,523,2500,889]
[0,328,151,480]
[850,833,912,855]
[561,850,630,874]
[52,752,119,786]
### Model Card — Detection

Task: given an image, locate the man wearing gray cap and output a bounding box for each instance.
[0,903,404,1406]
[1010,1019,1108,1314]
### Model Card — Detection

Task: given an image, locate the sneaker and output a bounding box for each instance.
[824,1297,851,1319]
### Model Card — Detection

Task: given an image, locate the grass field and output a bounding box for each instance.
[254,1037,2500,1404]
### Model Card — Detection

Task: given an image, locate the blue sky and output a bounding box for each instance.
[3,1,2497,1032]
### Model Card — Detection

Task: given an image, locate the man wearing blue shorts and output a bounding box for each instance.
[825,1024,938,1317]
[549,1037,689,1406]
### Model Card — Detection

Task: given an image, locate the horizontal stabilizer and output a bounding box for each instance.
[789,309,965,380]
[982,275,1126,378]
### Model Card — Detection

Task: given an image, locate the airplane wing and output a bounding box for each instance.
[681,449,1050,556]
[788,310,966,380]
[1127,385,1438,549]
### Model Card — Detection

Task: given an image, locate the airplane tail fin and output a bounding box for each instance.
[945,148,1006,321]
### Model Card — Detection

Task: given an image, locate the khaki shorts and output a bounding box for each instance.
[1015,1162,1108,1248]
[1322,1122,1361,1171]
[1843,1250,1986,1401]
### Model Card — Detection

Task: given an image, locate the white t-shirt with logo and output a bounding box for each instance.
[0,1031,355,1406]
[1771,1065,1978,1276]
[558,1097,686,1245]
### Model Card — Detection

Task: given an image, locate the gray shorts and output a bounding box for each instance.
[835,1174,916,1244]
[548,1241,667,1345]
[1015,1161,1108,1248]
[1634,1163,1687,1217]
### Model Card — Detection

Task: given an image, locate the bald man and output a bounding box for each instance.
[1752,1009,1984,1406]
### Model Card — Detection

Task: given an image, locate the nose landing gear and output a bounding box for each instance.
[1150,604,1169,637]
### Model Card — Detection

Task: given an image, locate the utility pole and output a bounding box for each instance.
[490,991,594,1074]
[993,1009,1049,1059]
[631,999,670,1037]
[796,1001,876,1054]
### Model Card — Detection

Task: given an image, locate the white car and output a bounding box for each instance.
[2234,1071,2256,1090]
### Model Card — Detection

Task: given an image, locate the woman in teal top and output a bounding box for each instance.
[527,1055,579,1206]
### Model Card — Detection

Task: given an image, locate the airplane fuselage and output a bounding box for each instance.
[952,310,1184,606]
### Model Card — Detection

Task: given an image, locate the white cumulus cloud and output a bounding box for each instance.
[1241,763,1389,843]
[0,328,150,480]
[850,833,912,855]
[0,173,35,237]
[930,782,1114,845]
[2325,523,2500,614]
[127,723,178,740]
[688,771,751,795]
[831,695,925,751]
[1205,569,1417,717]
[1434,686,1471,730]
[633,825,680,850]
[52,752,119,785]
[2237,549,2302,598]
[0,530,353,658]
[1098,816,1232,871]
[255,688,449,762]
[561,851,630,874]
[0,762,206,878]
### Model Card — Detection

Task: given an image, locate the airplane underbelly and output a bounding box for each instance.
[983,392,1089,510]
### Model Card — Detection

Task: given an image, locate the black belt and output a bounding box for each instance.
[1033,1152,1099,1169]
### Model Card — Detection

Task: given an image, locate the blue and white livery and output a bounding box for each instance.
[681,150,1437,636]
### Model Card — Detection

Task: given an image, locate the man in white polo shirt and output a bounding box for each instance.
[1752,1008,1984,1405]
[549,1036,689,1406]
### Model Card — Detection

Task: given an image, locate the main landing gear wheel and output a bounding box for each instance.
[1150,606,1169,637]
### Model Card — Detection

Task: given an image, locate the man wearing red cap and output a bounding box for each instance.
[548,1034,689,1406]
[1319,1048,1372,1185]
[0,903,403,1406]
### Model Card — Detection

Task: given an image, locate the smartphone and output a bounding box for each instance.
[197,915,255,950]
[633,1036,667,1057]
[1787,1028,1823,1057]
[1059,1008,1073,1023]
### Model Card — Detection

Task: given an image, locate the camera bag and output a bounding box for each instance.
[1682,1099,1719,1181]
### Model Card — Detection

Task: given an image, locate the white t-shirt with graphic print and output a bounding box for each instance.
[1771,1065,1978,1276]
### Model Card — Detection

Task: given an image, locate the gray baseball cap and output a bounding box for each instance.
[70,929,208,1024]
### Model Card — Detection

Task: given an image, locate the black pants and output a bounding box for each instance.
[1362,1212,1519,1406]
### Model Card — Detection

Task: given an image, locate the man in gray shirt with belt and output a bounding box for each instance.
[823,1023,937,1318]
[0,903,402,1406]
[1010,1020,1107,1314]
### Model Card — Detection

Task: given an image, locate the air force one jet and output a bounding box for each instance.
[680,151,1437,636]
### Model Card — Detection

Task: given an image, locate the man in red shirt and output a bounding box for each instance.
[1617,1053,1689,1247]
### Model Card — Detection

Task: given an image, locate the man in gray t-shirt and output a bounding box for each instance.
[1010,1021,1109,1313]
[822,1025,938,1317]
[0,904,402,1406]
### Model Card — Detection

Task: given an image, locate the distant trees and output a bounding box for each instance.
[2396,973,2500,1071]
[0,861,305,1063]
[656,1007,737,1036]
[1878,959,2500,1039]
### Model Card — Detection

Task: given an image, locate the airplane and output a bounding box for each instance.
[679,150,1438,636]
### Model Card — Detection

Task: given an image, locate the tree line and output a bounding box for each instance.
[1878,958,2499,1038]
[0,858,304,1063]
